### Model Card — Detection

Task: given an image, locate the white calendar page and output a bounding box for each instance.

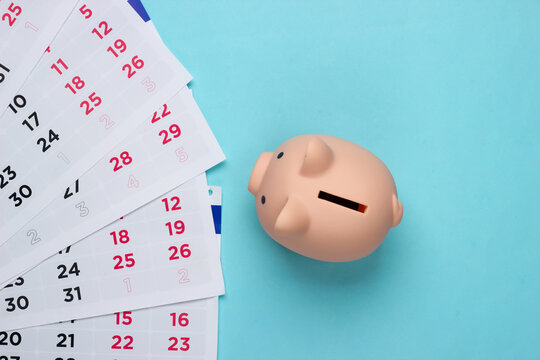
[0,0,78,116]
[0,185,223,360]
[0,87,224,288]
[0,298,219,359]
[0,174,224,331]
[0,0,192,245]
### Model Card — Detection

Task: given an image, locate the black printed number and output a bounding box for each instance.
[57,263,81,279]
[0,166,16,189]
[3,277,24,289]
[63,287,82,302]
[56,333,75,348]
[37,129,60,152]
[22,111,39,131]
[0,63,10,84]
[4,296,29,312]
[0,331,22,346]
[7,95,26,114]
[8,185,32,207]
[58,246,71,255]
[63,180,80,199]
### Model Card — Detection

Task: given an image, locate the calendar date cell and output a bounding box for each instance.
[0,166,17,190]
[0,63,11,83]
[151,104,171,124]
[110,151,133,172]
[1,2,22,27]
[4,295,29,312]
[113,253,136,270]
[0,331,22,346]
[8,185,32,207]
[115,311,132,326]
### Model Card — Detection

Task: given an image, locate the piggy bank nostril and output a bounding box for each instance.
[261,195,266,204]
[277,152,284,159]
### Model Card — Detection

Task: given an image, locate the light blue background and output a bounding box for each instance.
[142,1,539,359]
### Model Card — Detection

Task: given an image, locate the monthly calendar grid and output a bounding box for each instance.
[0,1,79,117]
[0,184,222,359]
[0,87,225,289]
[0,174,224,331]
[0,0,194,245]
[1,1,225,358]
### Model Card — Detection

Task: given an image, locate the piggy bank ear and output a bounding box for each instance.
[248,152,273,195]
[300,137,334,176]
[392,193,403,227]
[274,196,310,236]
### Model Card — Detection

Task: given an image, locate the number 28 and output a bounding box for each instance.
[110,151,132,172]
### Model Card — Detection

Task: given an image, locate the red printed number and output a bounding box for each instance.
[92,21,112,39]
[165,220,185,236]
[113,253,135,270]
[169,244,191,260]
[2,3,22,27]
[112,335,133,350]
[159,124,181,145]
[65,76,85,94]
[79,4,92,19]
[162,196,181,212]
[122,56,144,79]
[170,312,189,327]
[51,58,68,75]
[107,39,127,58]
[115,311,132,325]
[151,104,171,123]
[80,92,102,115]
[168,337,190,352]
[110,230,130,245]
[110,151,132,172]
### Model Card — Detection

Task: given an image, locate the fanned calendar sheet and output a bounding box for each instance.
[0,1,78,117]
[0,185,223,359]
[0,0,226,358]
[0,0,192,244]
[0,87,224,288]
[0,174,224,330]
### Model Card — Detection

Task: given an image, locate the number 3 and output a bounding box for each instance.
[75,201,89,217]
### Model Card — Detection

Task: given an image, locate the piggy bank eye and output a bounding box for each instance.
[261,195,266,204]
[277,152,284,159]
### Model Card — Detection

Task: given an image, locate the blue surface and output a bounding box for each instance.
[142,1,540,359]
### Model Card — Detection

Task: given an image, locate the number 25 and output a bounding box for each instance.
[2,3,22,27]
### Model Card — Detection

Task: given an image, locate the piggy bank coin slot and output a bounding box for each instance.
[318,191,367,213]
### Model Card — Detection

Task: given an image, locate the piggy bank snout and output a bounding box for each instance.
[248,152,272,195]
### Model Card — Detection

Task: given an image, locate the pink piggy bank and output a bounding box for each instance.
[248,135,403,262]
